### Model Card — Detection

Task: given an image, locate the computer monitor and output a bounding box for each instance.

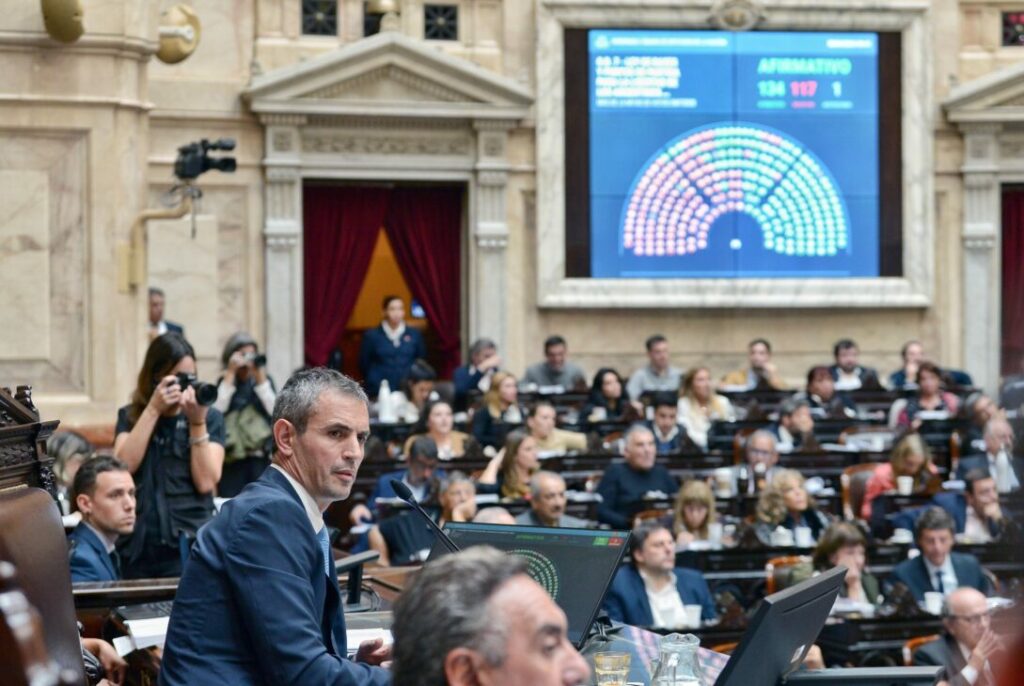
[428,522,629,647]
[716,566,847,686]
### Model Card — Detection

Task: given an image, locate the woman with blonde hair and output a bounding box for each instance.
[476,430,539,500]
[677,366,736,450]
[673,480,717,546]
[861,433,937,519]
[471,371,525,449]
[755,468,830,543]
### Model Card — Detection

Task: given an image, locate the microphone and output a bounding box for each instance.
[390,479,461,554]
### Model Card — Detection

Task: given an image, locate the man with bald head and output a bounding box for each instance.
[596,424,677,529]
[956,418,1021,493]
[515,472,589,528]
[912,587,1005,686]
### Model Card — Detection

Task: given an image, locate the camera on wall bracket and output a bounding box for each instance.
[173,138,237,181]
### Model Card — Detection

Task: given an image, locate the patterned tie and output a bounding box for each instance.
[316,527,332,577]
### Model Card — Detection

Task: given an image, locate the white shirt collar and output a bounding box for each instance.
[84,521,117,554]
[271,464,325,533]
[922,554,956,590]
[382,321,406,344]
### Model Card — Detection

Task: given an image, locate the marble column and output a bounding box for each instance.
[961,125,1001,396]
[261,116,306,384]
[472,120,515,354]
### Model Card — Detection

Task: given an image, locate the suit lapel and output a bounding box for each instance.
[323,553,343,655]
[82,526,117,579]
[912,557,934,595]
[629,567,654,626]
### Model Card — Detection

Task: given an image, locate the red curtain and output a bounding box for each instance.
[384,187,463,378]
[1002,190,1024,375]
[303,185,389,367]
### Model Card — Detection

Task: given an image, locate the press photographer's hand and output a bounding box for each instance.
[149,376,182,414]
[180,385,208,425]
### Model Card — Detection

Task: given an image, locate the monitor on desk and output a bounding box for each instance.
[428,522,629,647]
[716,566,847,686]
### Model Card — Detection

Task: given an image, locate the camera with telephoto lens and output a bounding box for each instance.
[174,372,218,406]
[173,138,237,180]
[242,352,267,368]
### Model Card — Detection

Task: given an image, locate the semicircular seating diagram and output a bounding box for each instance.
[621,123,849,259]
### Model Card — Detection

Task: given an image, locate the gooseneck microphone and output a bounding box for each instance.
[390,479,461,554]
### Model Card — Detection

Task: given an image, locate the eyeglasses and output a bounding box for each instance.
[950,611,991,625]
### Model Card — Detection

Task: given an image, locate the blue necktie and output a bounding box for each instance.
[316,527,331,577]
[934,571,945,594]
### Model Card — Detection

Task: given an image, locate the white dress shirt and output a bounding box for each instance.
[963,507,992,543]
[923,555,959,595]
[271,464,325,534]
[639,570,686,629]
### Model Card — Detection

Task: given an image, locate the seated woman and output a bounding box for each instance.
[754,469,831,545]
[391,359,437,424]
[672,479,718,547]
[896,361,961,428]
[811,522,882,606]
[470,371,525,449]
[368,473,476,566]
[797,366,857,420]
[113,333,225,578]
[861,433,937,519]
[677,366,736,450]
[581,367,643,424]
[403,399,479,460]
[476,430,539,500]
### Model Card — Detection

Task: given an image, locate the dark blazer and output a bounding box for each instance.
[165,320,184,335]
[603,564,716,627]
[68,523,119,583]
[159,468,390,686]
[912,633,974,686]
[889,552,992,602]
[932,492,1005,539]
[359,324,425,397]
[956,453,1023,485]
[369,470,444,511]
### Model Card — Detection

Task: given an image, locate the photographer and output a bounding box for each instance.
[113,332,225,578]
[214,332,276,496]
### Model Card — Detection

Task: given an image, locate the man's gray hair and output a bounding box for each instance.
[439,471,475,495]
[745,429,777,454]
[530,470,565,498]
[392,546,527,686]
[624,422,654,445]
[272,367,368,434]
[983,416,1011,439]
[469,337,497,359]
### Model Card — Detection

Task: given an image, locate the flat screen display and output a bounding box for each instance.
[587,30,880,278]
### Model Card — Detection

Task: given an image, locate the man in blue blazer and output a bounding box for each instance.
[67,456,137,582]
[603,522,716,628]
[933,470,1017,541]
[160,369,390,686]
[888,507,992,602]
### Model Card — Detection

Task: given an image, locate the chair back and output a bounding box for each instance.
[841,462,881,520]
[635,508,672,525]
[765,554,811,594]
[902,634,939,666]
[0,488,85,683]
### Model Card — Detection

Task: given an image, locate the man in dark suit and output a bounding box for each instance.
[147,287,184,339]
[603,522,716,628]
[956,417,1021,493]
[889,507,992,602]
[912,587,1006,686]
[933,470,1017,542]
[830,338,880,391]
[159,368,390,686]
[348,436,443,526]
[68,456,136,582]
[596,425,677,529]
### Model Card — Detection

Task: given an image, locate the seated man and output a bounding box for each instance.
[526,401,587,454]
[514,471,589,528]
[733,430,780,495]
[452,337,501,412]
[770,397,817,452]
[522,335,587,391]
[596,425,677,529]
[603,522,716,628]
[390,546,591,686]
[159,368,390,685]
[830,338,880,391]
[796,366,856,419]
[912,587,1006,686]
[349,435,444,524]
[626,334,683,401]
[645,393,693,455]
[369,473,476,566]
[956,417,1021,493]
[889,507,992,602]
[68,456,136,582]
[934,469,1018,543]
[963,392,998,452]
[720,338,787,391]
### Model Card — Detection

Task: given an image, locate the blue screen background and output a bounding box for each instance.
[588,30,880,278]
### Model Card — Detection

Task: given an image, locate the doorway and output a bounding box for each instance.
[1002,186,1024,377]
[302,182,465,385]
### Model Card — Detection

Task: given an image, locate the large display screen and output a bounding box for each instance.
[587,30,880,279]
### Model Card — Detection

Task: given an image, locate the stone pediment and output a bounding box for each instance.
[944,61,1024,124]
[246,31,532,121]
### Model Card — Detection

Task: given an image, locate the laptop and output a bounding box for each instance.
[427,522,630,648]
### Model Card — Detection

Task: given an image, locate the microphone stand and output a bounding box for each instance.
[389,479,461,554]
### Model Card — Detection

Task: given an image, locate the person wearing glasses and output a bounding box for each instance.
[912,587,1005,686]
[732,430,780,495]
